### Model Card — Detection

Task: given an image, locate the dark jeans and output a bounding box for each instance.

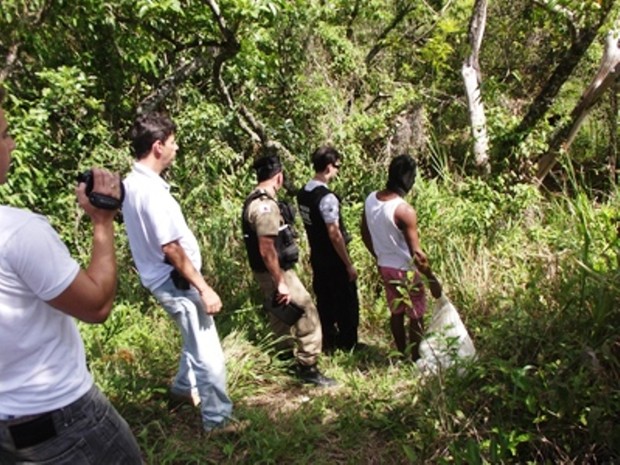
[0,384,142,464]
[312,259,360,350]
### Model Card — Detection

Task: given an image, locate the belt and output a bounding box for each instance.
[1,412,56,449]
[0,385,95,450]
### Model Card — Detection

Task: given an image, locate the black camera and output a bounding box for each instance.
[76,170,125,210]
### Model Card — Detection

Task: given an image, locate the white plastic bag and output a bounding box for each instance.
[417,294,476,375]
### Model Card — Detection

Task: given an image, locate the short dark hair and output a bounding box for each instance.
[0,87,5,104]
[253,154,282,182]
[311,145,341,172]
[129,112,176,159]
[387,154,417,196]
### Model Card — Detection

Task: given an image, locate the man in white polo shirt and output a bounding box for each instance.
[0,87,142,463]
[122,112,234,433]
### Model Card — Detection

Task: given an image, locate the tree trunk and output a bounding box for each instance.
[608,86,618,186]
[0,44,19,83]
[462,0,489,172]
[536,27,620,182]
[501,0,614,160]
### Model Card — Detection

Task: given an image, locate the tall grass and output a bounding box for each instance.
[73,157,619,463]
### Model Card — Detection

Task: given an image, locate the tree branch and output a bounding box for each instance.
[365,4,416,67]
[536,26,620,182]
[0,0,53,83]
[346,0,361,40]
[500,0,614,161]
[137,56,209,115]
[204,0,293,162]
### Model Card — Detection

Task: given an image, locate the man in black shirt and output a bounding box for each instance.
[297,146,359,351]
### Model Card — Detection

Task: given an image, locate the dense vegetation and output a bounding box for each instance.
[1,0,618,463]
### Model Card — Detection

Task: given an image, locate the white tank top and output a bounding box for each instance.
[364,192,413,270]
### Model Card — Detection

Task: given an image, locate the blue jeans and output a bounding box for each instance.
[0,384,142,464]
[152,278,233,430]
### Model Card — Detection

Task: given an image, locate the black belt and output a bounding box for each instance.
[6,412,57,449]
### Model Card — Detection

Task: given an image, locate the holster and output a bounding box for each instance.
[264,294,304,326]
[170,269,190,290]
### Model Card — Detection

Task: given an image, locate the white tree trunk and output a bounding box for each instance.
[463,0,489,172]
[566,28,620,146]
[537,25,620,181]
[462,62,489,169]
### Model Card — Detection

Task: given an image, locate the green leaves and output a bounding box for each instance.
[136,0,185,18]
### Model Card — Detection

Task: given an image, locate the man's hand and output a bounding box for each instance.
[199,286,223,315]
[413,250,429,273]
[275,280,291,305]
[77,168,122,223]
[346,264,358,282]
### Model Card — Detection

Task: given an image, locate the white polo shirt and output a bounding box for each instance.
[122,163,201,291]
[0,206,92,416]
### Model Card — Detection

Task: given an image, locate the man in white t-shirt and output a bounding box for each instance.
[122,112,234,433]
[0,88,142,463]
[361,154,429,360]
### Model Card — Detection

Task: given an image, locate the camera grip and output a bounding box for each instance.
[88,192,123,210]
[76,170,125,210]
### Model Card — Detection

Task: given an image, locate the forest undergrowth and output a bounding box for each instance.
[78,171,619,464]
[3,1,620,463]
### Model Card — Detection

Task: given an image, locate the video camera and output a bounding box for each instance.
[76,170,125,210]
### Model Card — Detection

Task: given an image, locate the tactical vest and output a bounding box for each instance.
[242,189,299,272]
[296,185,351,262]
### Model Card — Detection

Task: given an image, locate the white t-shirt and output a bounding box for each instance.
[364,191,413,270]
[123,163,202,291]
[0,206,92,416]
[302,179,340,224]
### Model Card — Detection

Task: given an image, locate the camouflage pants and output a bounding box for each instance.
[253,269,323,366]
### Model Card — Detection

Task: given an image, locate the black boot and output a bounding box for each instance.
[297,364,338,387]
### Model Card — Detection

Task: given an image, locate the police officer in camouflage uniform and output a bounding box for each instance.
[242,154,336,387]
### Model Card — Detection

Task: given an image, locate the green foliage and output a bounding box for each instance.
[2,67,119,245]
[1,0,619,462]
[75,166,620,463]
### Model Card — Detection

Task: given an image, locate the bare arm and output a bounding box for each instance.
[394,202,427,268]
[360,211,376,258]
[47,169,121,323]
[326,222,357,281]
[162,240,222,314]
[416,259,442,299]
[258,235,291,304]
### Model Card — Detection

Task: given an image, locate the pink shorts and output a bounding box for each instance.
[378,266,427,320]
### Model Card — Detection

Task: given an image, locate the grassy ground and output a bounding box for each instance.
[94,318,439,464]
[79,178,619,464]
